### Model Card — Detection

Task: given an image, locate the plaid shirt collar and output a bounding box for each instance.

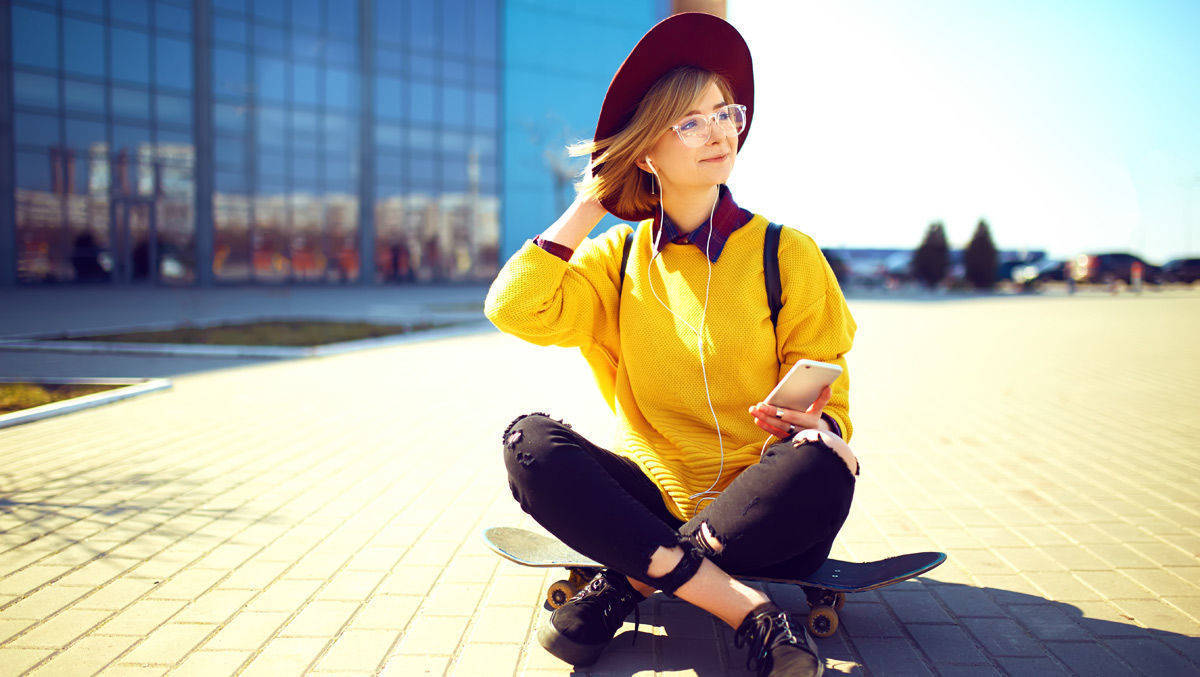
[651,184,753,263]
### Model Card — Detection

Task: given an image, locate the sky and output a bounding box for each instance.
[725,0,1199,262]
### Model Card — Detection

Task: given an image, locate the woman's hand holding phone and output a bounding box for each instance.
[748,385,859,475]
[747,385,833,439]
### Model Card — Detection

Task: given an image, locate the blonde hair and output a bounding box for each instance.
[567,66,736,219]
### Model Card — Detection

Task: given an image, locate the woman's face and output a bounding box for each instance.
[638,81,739,193]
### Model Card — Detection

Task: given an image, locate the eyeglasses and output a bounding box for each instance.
[669,104,747,148]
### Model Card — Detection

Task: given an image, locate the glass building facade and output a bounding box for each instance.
[0,0,668,286]
[2,0,500,286]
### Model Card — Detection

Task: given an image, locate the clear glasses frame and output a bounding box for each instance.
[669,104,748,148]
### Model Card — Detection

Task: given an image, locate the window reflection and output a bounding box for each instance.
[9,0,503,285]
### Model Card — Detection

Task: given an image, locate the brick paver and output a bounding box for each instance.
[1,287,1198,675]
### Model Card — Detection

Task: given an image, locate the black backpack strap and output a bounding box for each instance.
[619,228,634,291]
[764,222,783,329]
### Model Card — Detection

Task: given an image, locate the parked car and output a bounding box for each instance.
[1072,252,1163,285]
[1162,258,1200,284]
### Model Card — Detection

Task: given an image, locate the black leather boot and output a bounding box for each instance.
[536,569,645,666]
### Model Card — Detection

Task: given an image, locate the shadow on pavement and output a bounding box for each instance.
[569,578,1200,675]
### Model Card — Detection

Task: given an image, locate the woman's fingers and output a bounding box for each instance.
[805,385,833,414]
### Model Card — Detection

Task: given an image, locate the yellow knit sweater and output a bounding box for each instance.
[484,214,857,521]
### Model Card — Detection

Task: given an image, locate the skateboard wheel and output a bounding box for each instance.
[547,580,574,609]
[807,606,839,638]
[567,569,590,589]
[833,593,845,610]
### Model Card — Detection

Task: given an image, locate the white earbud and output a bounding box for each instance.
[645,157,656,174]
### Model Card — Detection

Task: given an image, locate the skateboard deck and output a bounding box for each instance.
[482,526,946,637]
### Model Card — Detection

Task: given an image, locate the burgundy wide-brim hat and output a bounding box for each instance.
[592,12,754,222]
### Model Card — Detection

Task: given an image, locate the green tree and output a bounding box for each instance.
[912,221,950,288]
[963,218,999,289]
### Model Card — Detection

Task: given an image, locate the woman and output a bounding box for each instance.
[484,13,858,677]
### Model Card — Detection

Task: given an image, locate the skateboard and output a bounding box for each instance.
[481,526,946,638]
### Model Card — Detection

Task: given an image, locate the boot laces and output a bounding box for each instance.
[734,609,811,676]
[566,571,642,647]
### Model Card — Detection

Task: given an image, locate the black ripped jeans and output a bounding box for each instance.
[501,412,855,588]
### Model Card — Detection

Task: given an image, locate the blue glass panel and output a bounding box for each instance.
[326,0,356,39]
[407,126,435,150]
[213,14,247,44]
[214,102,247,134]
[325,155,353,186]
[292,31,321,61]
[156,2,192,34]
[14,112,61,148]
[471,132,496,157]
[63,18,106,78]
[440,131,467,153]
[213,48,248,99]
[375,122,401,150]
[441,0,467,56]
[291,110,318,149]
[409,2,435,51]
[442,155,468,191]
[14,71,60,110]
[257,150,286,178]
[257,107,286,147]
[326,40,356,67]
[325,69,358,110]
[375,75,403,120]
[213,0,246,14]
[156,36,193,91]
[444,59,467,83]
[63,0,105,18]
[292,0,319,29]
[254,0,285,23]
[442,85,468,127]
[112,87,152,120]
[471,0,498,60]
[216,134,245,171]
[255,58,287,103]
[16,151,54,190]
[473,63,497,89]
[254,24,286,53]
[410,82,435,124]
[155,127,191,149]
[112,123,151,154]
[293,154,318,183]
[157,94,192,126]
[472,90,497,129]
[216,169,247,193]
[411,55,437,80]
[112,0,150,26]
[13,7,59,70]
[375,1,401,41]
[65,117,106,151]
[112,28,151,84]
[323,114,356,152]
[411,155,435,186]
[64,80,106,115]
[376,47,403,73]
[376,153,402,179]
[292,64,319,106]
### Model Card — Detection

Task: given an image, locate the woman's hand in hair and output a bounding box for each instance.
[747,385,832,439]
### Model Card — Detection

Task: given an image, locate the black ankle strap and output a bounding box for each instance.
[638,533,708,597]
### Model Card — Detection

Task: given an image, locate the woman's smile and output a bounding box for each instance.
[700,152,729,164]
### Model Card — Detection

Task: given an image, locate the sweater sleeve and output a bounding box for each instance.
[483,223,630,362]
[774,228,858,442]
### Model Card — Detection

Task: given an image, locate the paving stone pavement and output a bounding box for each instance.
[0,287,1198,675]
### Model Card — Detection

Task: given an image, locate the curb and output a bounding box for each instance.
[0,318,495,359]
[0,377,173,429]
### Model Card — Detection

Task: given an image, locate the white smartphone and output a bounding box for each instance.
[764,359,843,412]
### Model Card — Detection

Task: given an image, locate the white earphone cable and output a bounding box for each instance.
[644,166,726,509]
